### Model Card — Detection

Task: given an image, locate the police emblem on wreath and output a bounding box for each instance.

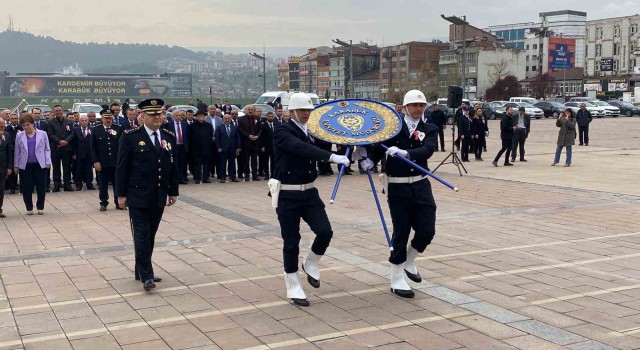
[308,99,402,146]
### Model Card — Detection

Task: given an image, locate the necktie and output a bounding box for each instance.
[83,128,87,138]
[226,125,230,136]
[106,127,110,136]
[36,121,40,129]
[269,122,273,131]
[176,122,183,144]
[153,131,161,152]
[249,117,255,134]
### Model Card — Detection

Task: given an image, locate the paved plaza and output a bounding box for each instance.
[0,117,638,349]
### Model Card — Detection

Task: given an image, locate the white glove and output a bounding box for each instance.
[386,146,408,158]
[360,158,374,172]
[329,154,351,167]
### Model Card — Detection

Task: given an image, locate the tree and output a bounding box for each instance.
[529,72,553,99]
[486,59,512,85]
[485,75,522,101]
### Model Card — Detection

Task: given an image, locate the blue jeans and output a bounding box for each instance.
[554,145,572,165]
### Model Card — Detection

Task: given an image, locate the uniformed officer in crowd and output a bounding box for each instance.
[116,98,179,291]
[91,110,123,211]
[271,92,351,307]
[457,106,472,162]
[366,89,439,298]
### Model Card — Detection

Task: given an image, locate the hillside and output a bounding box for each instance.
[0,31,207,73]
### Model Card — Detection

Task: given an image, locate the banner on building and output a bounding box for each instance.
[634,67,640,75]
[2,74,192,97]
[583,79,602,92]
[548,37,575,70]
[607,78,628,92]
[600,59,614,72]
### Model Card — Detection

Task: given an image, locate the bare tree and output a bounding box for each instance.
[486,59,512,85]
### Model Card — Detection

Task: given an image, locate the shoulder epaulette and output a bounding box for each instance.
[124,126,142,134]
[161,128,175,137]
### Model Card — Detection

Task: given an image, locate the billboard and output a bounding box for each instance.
[607,78,628,92]
[600,59,614,72]
[548,37,575,70]
[2,74,192,97]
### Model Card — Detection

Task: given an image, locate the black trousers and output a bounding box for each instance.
[578,124,589,145]
[437,126,445,151]
[0,171,6,212]
[241,146,259,178]
[7,172,17,191]
[387,188,436,265]
[175,144,187,180]
[493,138,512,163]
[98,167,117,207]
[460,135,470,161]
[75,156,94,187]
[209,144,218,177]
[129,206,164,282]
[192,155,211,182]
[276,189,333,273]
[217,151,237,180]
[51,151,72,187]
[19,163,47,211]
[474,137,484,159]
[259,151,275,178]
[511,129,527,160]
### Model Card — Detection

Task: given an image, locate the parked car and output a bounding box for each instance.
[509,97,540,105]
[72,103,103,119]
[482,102,505,120]
[534,101,565,118]
[564,102,605,117]
[608,101,640,117]
[496,102,544,119]
[426,104,454,125]
[590,100,620,117]
[243,103,275,118]
[24,104,52,114]
[166,105,197,119]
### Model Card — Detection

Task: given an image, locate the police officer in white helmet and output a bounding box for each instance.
[364,89,439,298]
[269,92,350,306]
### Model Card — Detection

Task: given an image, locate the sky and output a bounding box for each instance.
[3,0,639,48]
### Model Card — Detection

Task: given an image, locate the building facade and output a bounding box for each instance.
[329,45,380,99]
[353,69,380,100]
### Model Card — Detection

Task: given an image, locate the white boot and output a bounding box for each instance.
[284,272,309,306]
[390,263,414,298]
[404,246,422,283]
[302,251,321,288]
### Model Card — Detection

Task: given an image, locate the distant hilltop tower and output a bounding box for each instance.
[7,16,14,31]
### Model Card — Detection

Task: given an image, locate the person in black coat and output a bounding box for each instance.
[72,116,96,191]
[90,111,123,210]
[457,107,472,162]
[492,106,514,166]
[259,112,279,179]
[272,93,351,307]
[430,104,447,152]
[215,114,241,182]
[116,98,179,291]
[163,110,189,184]
[511,107,531,162]
[471,108,487,161]
[237,105,262,181]
[367,90,439,299]
[188,110,213,183]
[5,113,22,194]
[0,120,14,217]
[47,105,75,192]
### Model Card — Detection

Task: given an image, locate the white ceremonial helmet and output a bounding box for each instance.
[403,89,427,106]
[288,92,314,110]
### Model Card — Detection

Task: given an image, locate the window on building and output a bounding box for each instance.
[467,66,477,73]
[526,55,529,61]
[532,55,538,61]
[391,51,397,57]
[595,44,602,56]
[382,73,389,79]
[614,43,620,55]
[533,44,538,50]
[597,27,604,39]
[391,62,397,68]
[631,24,638,34]
[465,53,477,63]
[440,81,448,87]
[614,25,620,37]
[613,60,619,71]
[532,66,537,71]
[526,66,529,72]
[382,62,388,68]
[440,68,447,74]
[399,49,407,56]
[526,44,530,50]
[399,61,407,67]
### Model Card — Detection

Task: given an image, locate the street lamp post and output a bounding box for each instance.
[250,51,267,93]
[441,14,469,99]
[333,38,353,98]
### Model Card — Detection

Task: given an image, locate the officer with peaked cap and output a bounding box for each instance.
[365,89,439,298]
[270,92,351,306]
[90,109,123,211]
[116,98,179,291]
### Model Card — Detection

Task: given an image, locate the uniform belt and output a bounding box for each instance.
[280,182,315,191]
[387,175,427,184]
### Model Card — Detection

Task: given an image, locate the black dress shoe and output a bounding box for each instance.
[195,180,201,184]
[115,206,125,210]
[135,275,162,282]
[504,162,514,166]
[87,185,96,190]
[231,178,240,183]
[520,159,528,162]
[52,186,61,193]
[302,263,320,289]
[64,187,75,192]
[143,279,156,291]
[252,177,261,181]
[405,269,422,283]
[99,205,107,212]
[391,288,415,298]
[203,179,211,183]
[9,189,15,195]
[218,179,225,183]
[291,298,310,307]
[75,187,82,191]
[244,176,250,181]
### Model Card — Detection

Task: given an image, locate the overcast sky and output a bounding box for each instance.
[3,0,638,48]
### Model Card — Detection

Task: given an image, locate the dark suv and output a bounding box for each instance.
[607,101,640,117]
[534,101,565,118]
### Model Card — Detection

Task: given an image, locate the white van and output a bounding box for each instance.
[255,91,321,109]
[509,97,539,105]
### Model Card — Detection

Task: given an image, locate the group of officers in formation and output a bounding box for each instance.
[1,90,442,305]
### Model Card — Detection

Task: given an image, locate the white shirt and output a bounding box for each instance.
[291,118,308,136]
[404,115,420,136]
[145,125,162,144]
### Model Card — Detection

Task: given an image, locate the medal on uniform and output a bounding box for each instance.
[417,131,425,141]
[110,130,117,136]
[167,143,172,151]
[138,141,145,146]
[65,125,70,131]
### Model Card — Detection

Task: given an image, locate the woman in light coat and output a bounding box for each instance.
[552,108,577,167]
[14,114,51,215]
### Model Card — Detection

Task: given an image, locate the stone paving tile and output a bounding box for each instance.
[508,319,588,346]
[14,311,61,336]
[502,335,566,350]
[386,325,463,350]
[453,315,526,339]
[205,327,262,349]
[69,334,121,350]
[121,340,172,350]
[154,322,214,349]
[444,329,518,350]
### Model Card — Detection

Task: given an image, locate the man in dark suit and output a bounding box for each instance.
[272,93,351,306]
[116,98,179,291]
[259,111,279,179]
[87,111,101,128]
[511,106,531,162]
[47,105,75,192]
[73,116,96,191]
[0,119,14,217]
[205,106,223,179]
[188,110,213,183]
[457,107,472,162]
[492,106,514,167]
[90,110,123,211]
[430,104,447,152]
[164,110,189,184]
[121,108,140,130]
[215,114,241,183]
[5,113,22,194]
[237,105,262,181]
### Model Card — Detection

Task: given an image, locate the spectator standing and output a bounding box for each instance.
[189,110,213,184]
[492,106,514,167]
[215,114,241,183]
[576,103,592,146]
[0,119,13,217]
[14,114,51,215]
[552,109,577,167]
[47,105,75,192]
[511,106,531,162]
